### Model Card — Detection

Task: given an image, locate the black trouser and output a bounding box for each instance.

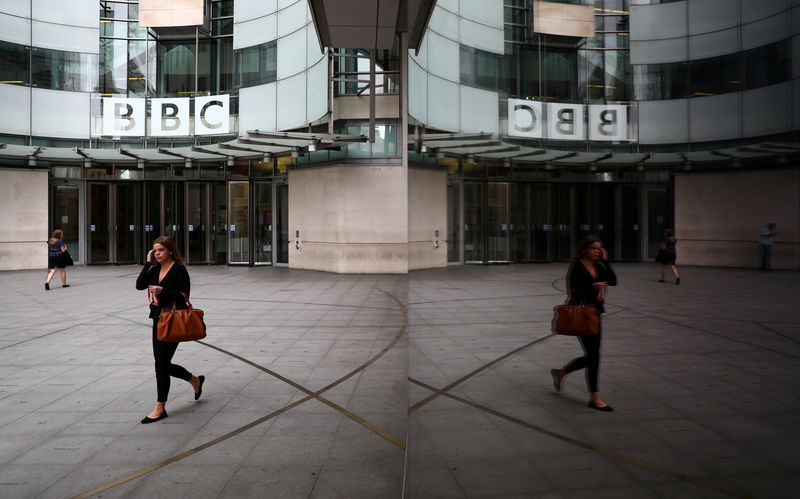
[761,244,772,270]
[562,323,602,393]
[152,319,192,402]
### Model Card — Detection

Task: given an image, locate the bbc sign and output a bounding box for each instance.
[101,95,230,137]
[507,98,628,142]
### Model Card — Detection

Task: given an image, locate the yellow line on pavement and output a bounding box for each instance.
[408,377,753,499]
[74,286,408,498]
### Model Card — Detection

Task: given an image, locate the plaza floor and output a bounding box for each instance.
[0,263,797,498]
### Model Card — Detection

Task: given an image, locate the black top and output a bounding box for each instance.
[567,259,617,314]
[136,261,191,319]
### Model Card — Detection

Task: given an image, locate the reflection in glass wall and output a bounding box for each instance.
[228,182,249,264]
[463,182,485,263]
[254,182,272,265]
[235,41,277,88]
[52,185,80,263]
[447,183,461,263]
[633,39,791,100]
[0,40,29,85]
[31,47,98,92]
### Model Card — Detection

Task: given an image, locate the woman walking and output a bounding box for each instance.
[45,229,69,290]
[551,235,617,411]
[657,229,680,284]
[135,235,205,424]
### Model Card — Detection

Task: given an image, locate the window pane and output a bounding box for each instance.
[0,41,29,84]
[743,40,790,90]
[158,41,197,96]
[32,47,97,92]
[212,0,234,17]
[689,53,740,96]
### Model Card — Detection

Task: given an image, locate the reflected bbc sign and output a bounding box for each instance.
[508,98,628,141]
[100,95,230,137]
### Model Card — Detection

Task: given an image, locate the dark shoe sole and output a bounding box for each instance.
[45,283,50,290]
[588,401,613,412]
[141,411,168,424]
[194,375,205,400]
[550,369,563,393]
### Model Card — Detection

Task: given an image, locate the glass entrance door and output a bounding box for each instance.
[115,183,140,264]
[254,182,272,265]
[88,183,111,263]
[143,182,162,250]
[514,183,551,262]
[464,182,486,263]
[488,183,510,262]
[276,182,289,265]
[187,183,208,263]
[164,182,184,251]
[228,181,249,264]
[51,184,80,263]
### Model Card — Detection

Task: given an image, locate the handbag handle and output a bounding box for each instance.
[167,292,193,311]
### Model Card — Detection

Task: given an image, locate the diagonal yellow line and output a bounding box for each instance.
[73,286,408,499]
[408,377,753,499]
[408,334,553,414]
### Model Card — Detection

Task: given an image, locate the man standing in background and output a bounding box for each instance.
[760,223,778,270]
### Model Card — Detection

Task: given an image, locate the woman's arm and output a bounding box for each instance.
[598,260,617,286]
[135,262,155,290]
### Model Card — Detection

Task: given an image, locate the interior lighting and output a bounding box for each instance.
[0,81,24,84]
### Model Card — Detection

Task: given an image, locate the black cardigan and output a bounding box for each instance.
[567,259,617,314]
[136,261,191,319]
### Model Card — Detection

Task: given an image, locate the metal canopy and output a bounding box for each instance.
[307,0,434,50]
[417,134,797,168]
[0,143,40,158]
[77,148,137,163]
[37,147,84,161]
[121,148,185,163]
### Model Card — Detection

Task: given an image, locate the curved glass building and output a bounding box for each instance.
[1,0,797,271]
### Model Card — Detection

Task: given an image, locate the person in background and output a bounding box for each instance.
[760,223,777,270]
[45,229,69,290]
[551,235,618,412]
[657,229,680,285]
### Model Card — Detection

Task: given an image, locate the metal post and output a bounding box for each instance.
[369,49,376,143]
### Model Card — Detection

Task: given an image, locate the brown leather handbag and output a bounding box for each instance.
[157,293,206,342]
[551,303,599,336]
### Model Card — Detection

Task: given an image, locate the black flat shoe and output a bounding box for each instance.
[550,369,563,393]
[45,283,50,290]
[587,401,613,412]
[675,278,680,285]
[194,375,205,400]
[141,410,168,424]
[62,284,69,288]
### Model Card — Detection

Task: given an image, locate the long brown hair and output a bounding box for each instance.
[572,235,600,264]
[49,229,63,246]
[152,235,185,265]
[665,228,676,242]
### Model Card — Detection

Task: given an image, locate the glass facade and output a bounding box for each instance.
[633,39,792,100]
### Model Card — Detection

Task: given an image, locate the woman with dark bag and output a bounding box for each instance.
[45,229,69,290]
[135,235,205,424]
[657,228,680,284]
[550,235,617,411]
